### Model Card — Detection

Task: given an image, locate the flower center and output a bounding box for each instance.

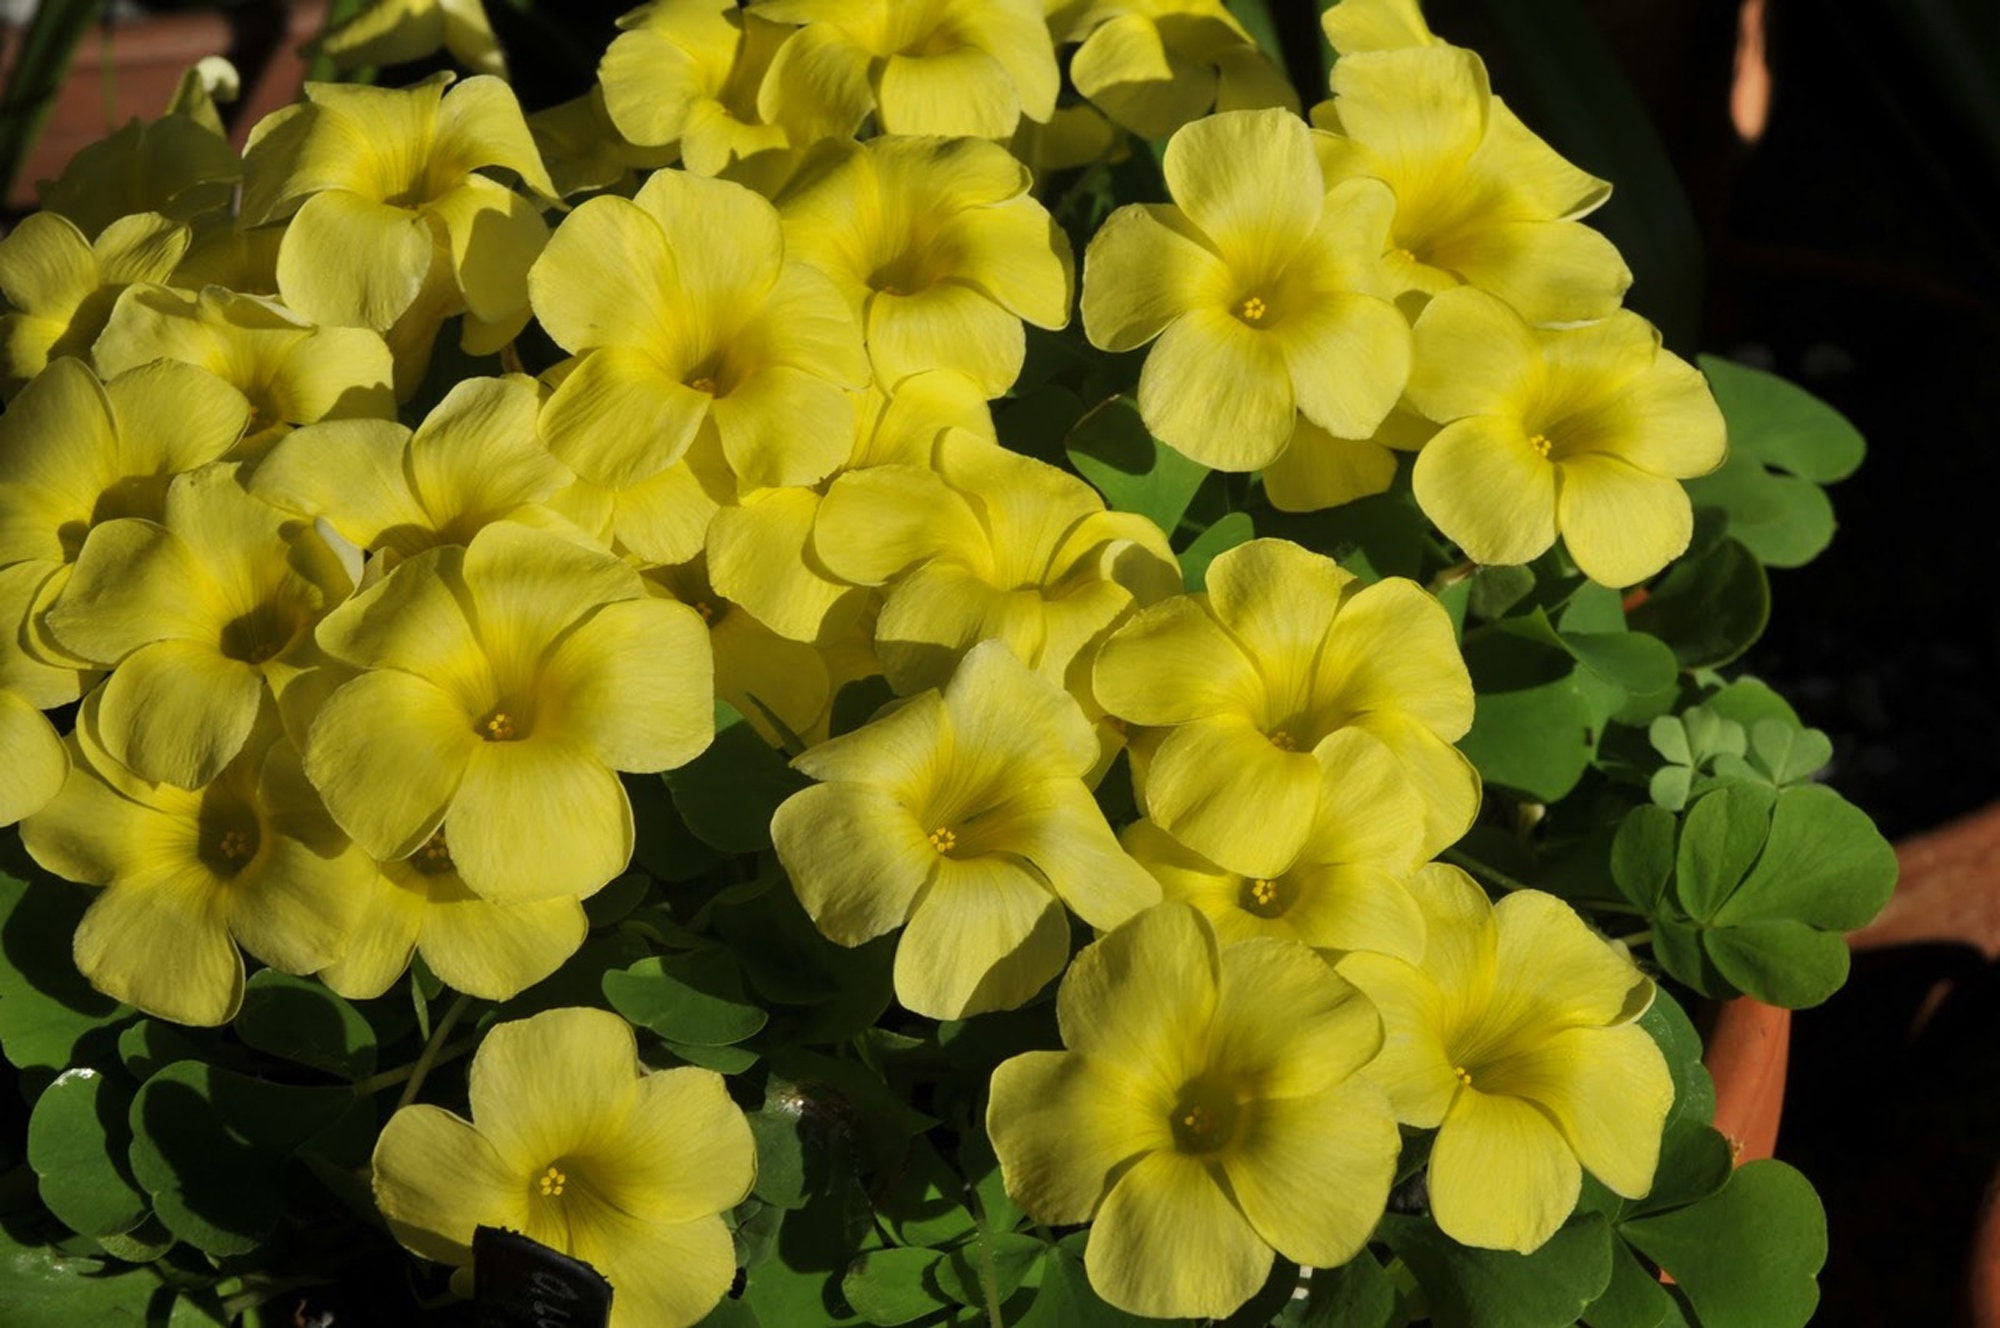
[1392,246,1418,264]
[1169,1077,1240,1154]
[689,376,716,395]
[1452,1064,1474,1088]
[480,710,521,742]
[1528,433,1553,459]
[1238,875,1291,918]
[928,826,957,854]
[1238,295,1268,323]
[1267,729,1296,751]
[218,829,255,863]
[412,826,455,875]
[537,1164,568,1197]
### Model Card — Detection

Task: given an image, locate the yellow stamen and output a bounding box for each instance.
[689,376,716,395]
[1239,295,1268,323]
[693,600,716,624]
[1452,1065,1474,1087]
[928,826,957,854]
[1392,246,1417,264]
[537,1165,567,1197]
[1528,433,1553,459]
[482,711,518,742]
[1268,729,1295,751]
[1250,878,1278,906]
[218,829,255,863]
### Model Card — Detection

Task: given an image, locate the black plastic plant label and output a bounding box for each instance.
[474,1226,613,1328]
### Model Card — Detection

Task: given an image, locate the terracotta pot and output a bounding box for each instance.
[0,0,327,210]
[1700,996,1790,1165]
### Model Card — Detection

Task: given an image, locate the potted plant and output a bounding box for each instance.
[0,0,1890,1324]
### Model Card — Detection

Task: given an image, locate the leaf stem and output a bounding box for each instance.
[1622,929,1654,949]
[392,994,475,1110]
[351,1032,482,1099]
[1439,846,1534,894]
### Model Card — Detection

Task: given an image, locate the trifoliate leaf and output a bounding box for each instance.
[1620,1161,1826,1328]
[1066,395,1209,536]
[1689,357,1864,567]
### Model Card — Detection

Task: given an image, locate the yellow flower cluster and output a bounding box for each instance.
[0,0,1699,1320]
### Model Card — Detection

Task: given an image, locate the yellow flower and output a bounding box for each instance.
[316,0,507,78]
[1093,538,1476,878]
[1081,107,1409,469]
[20,703,364,1026]
[988,903,1397,1318]
[705,367,996,645]
[813,426,1180,694]
[778,135,1073,397]
[304,521,713,902]
[0,691,66,827]
[1340,866,1673,1253]
[244,74,558,390]
[1405,287,1727,587]
[1122,726,1444,961]
[646,558,831,748]
[529,166,867,491]
[1319,0,1435,55]
[0,211,189,395]
[529,88,678,200]
[599,0,798,174]
[249,374,576,562]
[93,284,396,458]
[319,825,587,1002]
[1310,45,1629,324]
[752,0,1060,141]
[1060,0,1299,141]
[1261,406,1434,514]
[44,463,352,790]
[372,1007,755,1328]
[771,641,1159,1019]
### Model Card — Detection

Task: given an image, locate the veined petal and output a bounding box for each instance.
[1081,203,1227,353]
[1274,290,1410,440]
[1555,452,1693,588]
[95,639,264,789]
[418,873,589,1001]
[1429,1088,1581,1254]
[601,1066,756,1223]
[276,191,434,331]
[578,1209,737,1328]
[1262,415,1398,513]
[1138,306,1294,469]
[707,489,858,644]
[1411,416,1559,567]
[773,782,936,945]
[461,521,642,671]
[1162,108,1322,280]
[866,283,1025,398]
[1559,348,1726,479]
[712,365,854,490]
[540,597,714,772]
[875,47,1020,139]
[1207,937,1382,1097]
[988,1051,1167,1225]
[812,464,988,586]
[1406,286,1544,423]
[1085,1150,1272,1320]
[631,167,785,309]
[1329,46,1489,184]
[426,175,549,326]
[446,738,633,901]
[1336,950,1461,1127]
[46,519,222,664]
[1476,890,1650,1051]
[103,356,255,472]
[1203,538,1355,692]
[228,831,364,976]
[0,693,65,826]
[1057,902,1216,1096]
[1001,780,1161,930]
[1312,575,1473,738]
[74,864,244,1025]
[789,688,943,788]
[894,855,1069,1018]
[432,74,556,198]
[1477,1022,1672,1200]
[944,196,1073,330]
[1072,16,1208,141]
[528,193,679,354]
[305,670,479,859]
[408,375,569,521]
[1093,597,1263,727]
[467,1007,643,1169]
[317,867,426,1000]
[1432,218,1630,326]
[1223,1078,1397,1267]
[1284,863,1428,963]
[539,348,713,489]
[372,1104,526,1266]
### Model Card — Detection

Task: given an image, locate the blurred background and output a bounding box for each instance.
[6,0,1999,1321]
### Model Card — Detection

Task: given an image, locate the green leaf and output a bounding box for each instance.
[1647,717,1691,767]
[878,1138,977,1248]
[0,1235,175,1327]
[750,1105,810,1210]
[1689,357,1864,567]
[1702,678,1799,730]
[1562,630,1679,697]
[232,972,377,1081]
[1628,539,1769,668]
[1637,989,1716,1135]
[1746,720,1830,787]
[1672,783,1777,922]
[663,702,811,853]
[1468,564,1537,622]
[1721,784,1896,930]
[1582,1239,1676,1328]
[1178,511,1256,591]
[603,950,769,1047]
[1016,1244,1154,1328]
[1702,921,1851,1009]
[1620,1161,1826,1328]
[932,1231,1043,1309]
[1066,396,1209,535]
[1610,805,1677,913]
[1297,1255,1399,1328]
[1458,632,1596,801]
[842,1246,950,1326]
[126,1061,357,1257]
[0,856,130,1075]
[1647,766,1691,813]
[1379,1210,1614,1328]
[26,1067,149,1239]
[115,1021,215,1084]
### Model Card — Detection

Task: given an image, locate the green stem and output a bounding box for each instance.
[351,1033,482,1098]
[1439,846,1535,895]
[1621,929,1654,949]
[393,994,474,1110]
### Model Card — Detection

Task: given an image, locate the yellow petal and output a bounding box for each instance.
[630,166,784,308]
[1207,936,1382,1097]
[712,364,854,490]
[528,193,680,354]
[1329,46,1488,185]
[1555,452,1693,588]
[1162,107,1322,279]
[434,74,556,200]
[75,863,244,1025]
[1431,218,1630,325]
[774,782,936,945]
[1406,285,1544,423]
[1429,1088,1581,1253]
[305,669,478,859]
[600,1066,756,1222]
[1477,1022,1672,1200]
[1085,1150,1272,1320]
[425,175,549,326]
[371,1103,526,1266]
[1057,902,1216,1095]
[467,1006,642,1167]
[275,191,434,331]
[1081,203,1228,353]
[1138,306,1294,469]
[540,348,713,489]
[988,1051,1167,1225]
[317,867,426,1001]
[94,638,264,789]
[1072,15,1213,140]
[812,464,988,586]
[582,1209,738,1328]
[447,739,633,902]
[539,597,714,772]
[875,47,1021,139]
[418,873,589,1001]
[1480,890,1650,1046]
[1311,575,1474,739]
[460,520,643,676]
[0,693,66,826]
[1320,0,1436,54]
[895,855,1069,1018]
[45,518,221,664]
[1142,721,1322,881]
[1092,597,1263,727]
[1222,1078,1397,1266]
[1274,289,1410,440]
[866,282,1026,398]
[994,780,1160,930]
[1411,415,1559,567]
[707,489,859,644]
